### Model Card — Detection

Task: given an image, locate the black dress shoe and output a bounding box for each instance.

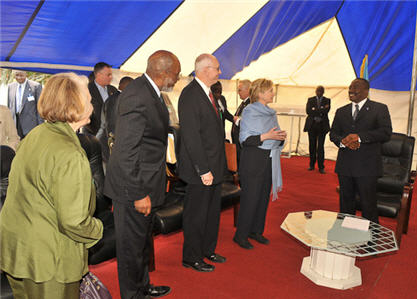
[182,260,215,272]
[205,253,226,263]
[308,167,314,171]
[319,168,326,174]
[233,236,254,249]
[248,233,270,245]
[145,285,171,298]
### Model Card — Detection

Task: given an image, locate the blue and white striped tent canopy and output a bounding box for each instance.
[1,0,416,91]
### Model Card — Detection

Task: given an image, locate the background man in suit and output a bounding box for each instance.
[7,70,43,138]
[97,76,133,164]
[178,54,227,272]
[232,79,251,164]
[330,78,392,223]
[104,50,181,299]
[210,81,236,140]
[85,62,118,135]
[304,85,330,174]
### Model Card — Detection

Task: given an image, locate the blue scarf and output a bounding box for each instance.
[240,102,284,200]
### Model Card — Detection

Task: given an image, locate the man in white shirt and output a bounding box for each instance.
[330,78,392,223]
[7,70,43,138]
[178,54,227,272]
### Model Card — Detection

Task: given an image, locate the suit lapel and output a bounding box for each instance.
[20,82,32,113]
[142,76,169,133]
[194,80,222,128]
[91,83,103,103]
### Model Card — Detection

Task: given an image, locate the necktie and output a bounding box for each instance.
[209,91,219,117]
[317,96,321,108]
[16,84,22,113]
[353,104,359,120]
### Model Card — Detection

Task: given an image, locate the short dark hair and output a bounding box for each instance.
[210,81,222,92]
[94,62,111,74]
[356,78,370,89]
[119,76,133,86]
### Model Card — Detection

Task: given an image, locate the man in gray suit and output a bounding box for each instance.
[7,70,43,138]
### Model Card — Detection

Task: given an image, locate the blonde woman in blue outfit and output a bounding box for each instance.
[233,79,286,249]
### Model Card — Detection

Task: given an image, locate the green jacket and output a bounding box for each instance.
[0,121,103,283]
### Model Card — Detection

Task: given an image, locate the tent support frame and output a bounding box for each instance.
[407,15,417,136]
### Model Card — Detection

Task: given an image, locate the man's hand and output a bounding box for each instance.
[201,171,214,186]
[134,195,152,216]
[233,116,239,123]
[342,134,360,150]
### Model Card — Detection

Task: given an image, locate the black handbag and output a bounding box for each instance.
[80,272,112,299]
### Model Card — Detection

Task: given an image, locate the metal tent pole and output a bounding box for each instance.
[407,15,417,136]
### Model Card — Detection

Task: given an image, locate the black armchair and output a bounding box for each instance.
[373,132,415,246]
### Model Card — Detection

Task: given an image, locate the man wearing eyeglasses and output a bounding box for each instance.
[178,54,227,272]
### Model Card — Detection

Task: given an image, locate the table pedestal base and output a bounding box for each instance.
[300,248,361,290]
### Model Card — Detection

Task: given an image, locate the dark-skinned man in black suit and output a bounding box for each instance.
[330,78,392,223]
[104,50,181,299]
[304,85,331,174]
[178,54,227,272]
[85,62,118,135]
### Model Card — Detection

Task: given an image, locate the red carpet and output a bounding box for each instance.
[90,157,417,299]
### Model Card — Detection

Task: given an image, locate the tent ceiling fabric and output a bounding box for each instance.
[214,0,343,79]
[1,0,181,67]
[232,18,356,87]
[0,1,416,91]
[121,0,269,75]
[337,0,417,91]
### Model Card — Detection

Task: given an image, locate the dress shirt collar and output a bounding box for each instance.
[352,98,368,115]
[195,76,211,99]
[144,73,161,98]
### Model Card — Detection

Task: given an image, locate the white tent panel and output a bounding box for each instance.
[232,18,356,87]
[121,0,268,75]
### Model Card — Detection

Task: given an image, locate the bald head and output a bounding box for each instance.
[146,50,181,92]
[194,53,221,87]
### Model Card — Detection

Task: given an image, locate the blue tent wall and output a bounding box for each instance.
[214,1,343,80]
[337,0,417,91]
[1,1,181,67]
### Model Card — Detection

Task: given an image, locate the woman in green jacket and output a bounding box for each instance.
[0,72,103,299]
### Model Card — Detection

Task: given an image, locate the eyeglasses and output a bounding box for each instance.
[207,66,220,72]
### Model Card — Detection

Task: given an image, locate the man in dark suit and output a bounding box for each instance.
[178,54,227,272]
[104,50,181,299]
[330,78,392,223]
[304,85,330,174]
[7,70,43,138]
[210,81,235,140]
[231,79,251,164]
[85,62,118,135]
[97,76,133,163]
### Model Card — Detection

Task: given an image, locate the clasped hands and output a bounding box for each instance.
[262,127,287,141]
[342,133,360,150]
